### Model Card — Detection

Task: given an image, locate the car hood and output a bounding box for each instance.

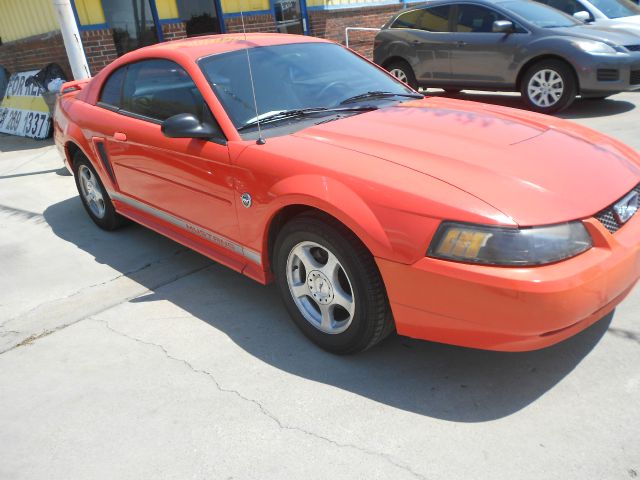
[551,24,640,44]
[293,98,640,226]
[593,16,640,34]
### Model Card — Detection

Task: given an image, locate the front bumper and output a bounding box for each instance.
[377,217,640,351]
[576,52,640,94]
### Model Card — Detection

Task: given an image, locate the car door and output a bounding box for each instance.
[448,4,529,86]
[391,5,456,83]
[94,59,240,243]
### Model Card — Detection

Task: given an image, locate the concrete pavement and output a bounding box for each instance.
[0,93,639,480]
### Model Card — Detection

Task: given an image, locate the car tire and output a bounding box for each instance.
[273,213,394,354]
[386,60,418,90]
[520,60,577,114]
[73,152,125,231]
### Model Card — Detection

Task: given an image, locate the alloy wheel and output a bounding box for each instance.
[527,69,564,108]
[78,164,106,219]
[285,241,355,334]
[390,68,408,84]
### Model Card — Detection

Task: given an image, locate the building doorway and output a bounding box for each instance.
[178,0,223,37]
[273,0,309,35]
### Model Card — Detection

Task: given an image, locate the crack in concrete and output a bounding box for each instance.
[95,317,428,480]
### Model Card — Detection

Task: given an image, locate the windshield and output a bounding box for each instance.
[501,1,580,27]
[198,42,415,130]
[588,0,640,18]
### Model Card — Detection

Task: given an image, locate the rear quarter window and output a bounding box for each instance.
[99,67,126,109]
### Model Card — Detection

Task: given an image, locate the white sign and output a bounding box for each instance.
[0,70,51,139]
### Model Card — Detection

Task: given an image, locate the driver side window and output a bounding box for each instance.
[121,59,205,122]
[99,59,209,124]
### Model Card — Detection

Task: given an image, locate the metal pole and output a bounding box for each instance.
[51,0,91,79]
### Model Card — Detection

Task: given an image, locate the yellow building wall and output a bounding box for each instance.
[0,0,60,42]
[74,0,106,25]
[221,0,271,14]
[156,0,180,19]
[306,0,388,6]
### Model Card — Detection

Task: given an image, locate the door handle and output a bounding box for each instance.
[455,41,468,47]
[113,131,127,141]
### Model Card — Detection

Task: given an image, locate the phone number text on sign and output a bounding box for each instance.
[0,70,52,139]
[0,108,50,139]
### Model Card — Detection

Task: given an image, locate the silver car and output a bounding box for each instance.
[373,0,640,113]
[535,0,640,34]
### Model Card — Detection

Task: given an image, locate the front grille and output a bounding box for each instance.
[625,44,640,52]
[597,69,619,82]
[631,70,640,85]
[594,184,640,234]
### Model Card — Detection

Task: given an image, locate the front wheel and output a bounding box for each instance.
[273,214,394,354]
[386,60,418,90]
[520,60,577,114]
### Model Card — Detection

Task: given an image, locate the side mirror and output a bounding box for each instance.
[573,11,591,22]
[493,20,515,33]
[161,113,220,139]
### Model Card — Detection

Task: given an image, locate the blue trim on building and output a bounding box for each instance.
[149,0,165,41]
[69,0,109,32]
[222,9,274,19]
[306,0,400,10]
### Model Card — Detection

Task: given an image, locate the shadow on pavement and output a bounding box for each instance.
[0,134,54,153]
[426,91,636,119]
[44,196,612,423]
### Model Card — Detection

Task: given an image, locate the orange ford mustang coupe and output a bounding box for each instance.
[54,33,640,354]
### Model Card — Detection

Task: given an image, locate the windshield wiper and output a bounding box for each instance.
[339,91,424,105]
[237,106,377,131]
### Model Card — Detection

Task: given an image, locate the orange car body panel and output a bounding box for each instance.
[54,34,640,351]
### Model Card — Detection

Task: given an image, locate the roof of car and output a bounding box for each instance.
[138,33,330,61]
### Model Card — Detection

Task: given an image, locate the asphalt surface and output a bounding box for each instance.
[1,92,639,480]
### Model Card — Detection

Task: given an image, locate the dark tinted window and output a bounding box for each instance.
[455,4,508,32]
[100,67,126,107]
[121,59,205,122]
[199,43,415,130]
[392,6,452,32]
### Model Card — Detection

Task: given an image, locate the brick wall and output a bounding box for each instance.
[309,4,405,59]
[81,29,118,75]
[0,31,72,80]
[224,14,277,34]
[162,22,188,41]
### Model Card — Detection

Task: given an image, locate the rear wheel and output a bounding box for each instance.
[73,152,125,230]
[273,213,394,354]
[520,60,577,114]
[386,59,418,90]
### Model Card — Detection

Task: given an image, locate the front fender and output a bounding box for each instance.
[266,174,394,257]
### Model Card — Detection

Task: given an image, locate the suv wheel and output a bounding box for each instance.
[521,60,577,114]
[386,60,418,90]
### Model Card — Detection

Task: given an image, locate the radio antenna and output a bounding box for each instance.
[240,9,266,145]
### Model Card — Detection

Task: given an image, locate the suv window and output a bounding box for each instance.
[99,67,126,108]
[120,59,205,122]
[392,6,452,32]
[455,4,509,32]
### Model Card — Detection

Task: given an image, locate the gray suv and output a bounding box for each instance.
[373,0,640,113]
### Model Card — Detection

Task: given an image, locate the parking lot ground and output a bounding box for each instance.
[1,93,639,480]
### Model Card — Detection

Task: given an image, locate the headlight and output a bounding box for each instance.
[427,221,592,266]
[572,40,617,55]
